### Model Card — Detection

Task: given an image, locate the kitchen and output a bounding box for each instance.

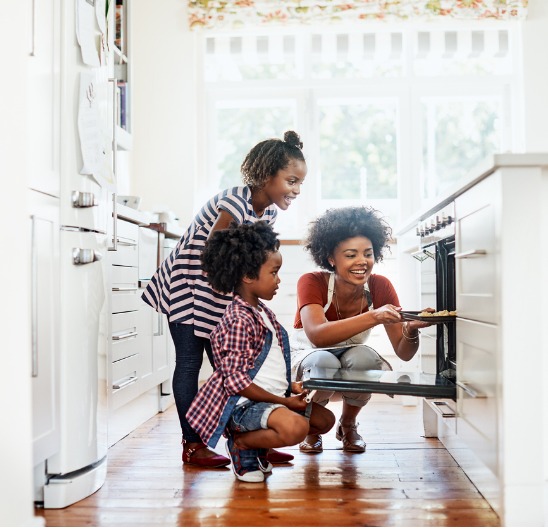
[2,0,547,527]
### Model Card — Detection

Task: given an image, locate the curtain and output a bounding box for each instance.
[188,1,528,30]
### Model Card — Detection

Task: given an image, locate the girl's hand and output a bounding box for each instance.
[285,393,308,411]
[371,304,403,325]
[291,381,304,394]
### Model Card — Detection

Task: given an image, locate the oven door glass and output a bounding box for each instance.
[303,366,456,399]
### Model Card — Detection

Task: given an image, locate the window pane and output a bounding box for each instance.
[214,103,296,189]
[421,97,502,200]
[318,100,398,200]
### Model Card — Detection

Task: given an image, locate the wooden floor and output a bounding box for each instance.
[36,396,500,527]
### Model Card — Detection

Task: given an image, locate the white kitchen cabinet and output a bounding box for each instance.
[452,157,548,525]
[107,208,176,446]
[28,190,60,466]
[27,0,60,197]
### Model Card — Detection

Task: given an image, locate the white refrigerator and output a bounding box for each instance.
[39,0,115,509]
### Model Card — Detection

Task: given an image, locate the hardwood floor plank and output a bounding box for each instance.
[36,396,500,527]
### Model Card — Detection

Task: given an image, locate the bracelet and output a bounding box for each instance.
[402,322,420,343]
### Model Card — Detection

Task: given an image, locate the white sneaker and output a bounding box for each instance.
[225,439,265,483]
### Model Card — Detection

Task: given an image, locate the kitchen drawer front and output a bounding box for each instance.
[111,288,140,314]
[456,318,499,477]
[112,310,139,362]
[455,177,499,324]
[111,353,140,410]
[111,264,138,289]
[117,219,139,244]
[110,240,138,267]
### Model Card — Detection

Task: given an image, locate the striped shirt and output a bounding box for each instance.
[141,186,278,338]
[186,294,291,447]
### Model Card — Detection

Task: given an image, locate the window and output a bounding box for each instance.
[198,22,521,238]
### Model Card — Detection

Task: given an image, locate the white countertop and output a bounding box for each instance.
[397,152,548,235]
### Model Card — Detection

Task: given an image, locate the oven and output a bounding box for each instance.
[302,204,457,400]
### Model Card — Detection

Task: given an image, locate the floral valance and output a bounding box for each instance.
[188,1,528,30]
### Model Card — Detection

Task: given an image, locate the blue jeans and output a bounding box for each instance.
[169,322,214,443]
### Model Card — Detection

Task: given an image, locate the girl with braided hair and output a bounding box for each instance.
[142,131,307,468]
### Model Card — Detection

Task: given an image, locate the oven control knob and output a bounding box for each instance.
[446,215,453,225]
[430,219,437,232]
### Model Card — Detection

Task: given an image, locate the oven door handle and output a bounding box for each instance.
[454,249,487,259]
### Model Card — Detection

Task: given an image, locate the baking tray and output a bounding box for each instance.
[399,310,457,323]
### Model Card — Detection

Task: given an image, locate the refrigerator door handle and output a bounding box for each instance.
[71,191,99,208]
[31,215,38,377]
[72,248,103,265]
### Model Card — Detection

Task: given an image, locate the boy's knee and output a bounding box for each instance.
[279,416,309,445]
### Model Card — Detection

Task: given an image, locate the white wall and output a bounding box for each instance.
[0,0,42,526]
[130,0,198,226]
[521,0,548,152]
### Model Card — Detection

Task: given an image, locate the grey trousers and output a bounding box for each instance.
[297,345,391,408]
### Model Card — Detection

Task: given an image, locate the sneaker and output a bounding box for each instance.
[257,448,273,473]
[225,437,265,483]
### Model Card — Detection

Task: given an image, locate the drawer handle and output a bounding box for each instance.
[431,401,455,418]
[113,375,138,390]
[112,331,138,341]
[112,287,139,292]
[457,381,487,399]
[454,249,487,259]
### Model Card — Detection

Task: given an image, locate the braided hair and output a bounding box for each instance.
[241,130,305,189]
[201,221,280,294]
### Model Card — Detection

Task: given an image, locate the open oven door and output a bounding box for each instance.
[302,366,456,399]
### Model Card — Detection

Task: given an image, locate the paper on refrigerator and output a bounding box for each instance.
[77,70,114,187]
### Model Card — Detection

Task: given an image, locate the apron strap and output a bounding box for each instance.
[324,273,374,313]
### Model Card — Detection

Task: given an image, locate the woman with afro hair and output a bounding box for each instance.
[187,222,334,482]
[290,206,433,454]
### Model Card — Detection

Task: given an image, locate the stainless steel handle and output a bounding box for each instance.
[30,0,36,56]
[112,330,138,341]
[457,381,487,399]
[455,249,487,259]
[108,78,118,175]
[108,192,118,251]
[112,375,138,390]
[31,215,38,377]
[71,191,98,208]
[112,286,139,292]
[412,249,435,262]
[430,400,456,418]
[153,313,164,337]
[73,248,103,265]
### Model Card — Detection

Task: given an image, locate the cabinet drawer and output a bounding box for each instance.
[110,240,138,267]
[111,264,138,289]
[117,219,139,244]
[112,310,138,335]
[111,354,140,410]
[456,318,498,477]
[111,289,140,314]
[455,177,499,324]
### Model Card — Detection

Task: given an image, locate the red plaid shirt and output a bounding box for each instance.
[186,294,291,447]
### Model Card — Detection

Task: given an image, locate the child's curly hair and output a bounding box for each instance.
[241,130,305,189]
[201,221,280,294]
[304,206,392,271]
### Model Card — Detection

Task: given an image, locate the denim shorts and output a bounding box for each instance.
[229,400,312,433]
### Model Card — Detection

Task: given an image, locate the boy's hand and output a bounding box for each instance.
[291,381,304,394]
[285,392,308,411]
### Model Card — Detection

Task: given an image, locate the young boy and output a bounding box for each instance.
[186,222,335,482]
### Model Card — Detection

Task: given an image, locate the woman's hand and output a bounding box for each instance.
[370,304,403,325]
